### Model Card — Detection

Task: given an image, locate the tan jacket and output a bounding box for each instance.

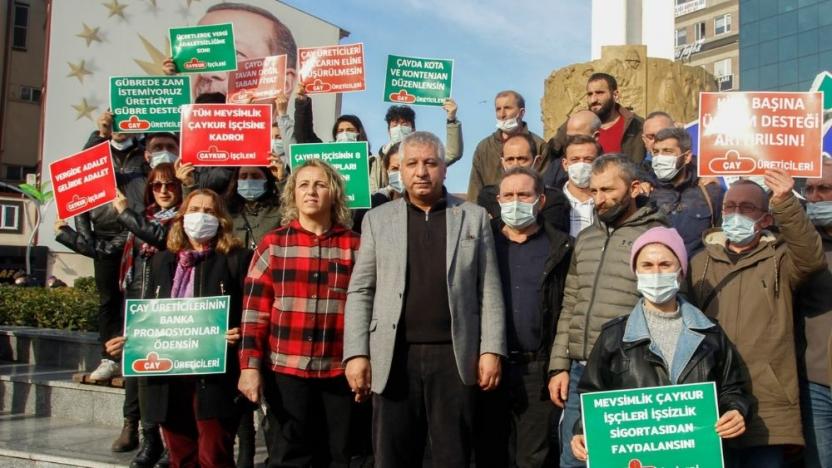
[688,193,826,448]
[548,202,668,372]
[466,123,545,202]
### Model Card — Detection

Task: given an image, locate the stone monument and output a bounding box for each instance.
[541,45,717,138]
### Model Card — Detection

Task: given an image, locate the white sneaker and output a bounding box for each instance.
[89,359,121,381]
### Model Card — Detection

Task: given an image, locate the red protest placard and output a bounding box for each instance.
[298,43,365,94]
[180,104,272,166]
[698,91,823,178]
[226,55,287,104]
[50,141,117,219]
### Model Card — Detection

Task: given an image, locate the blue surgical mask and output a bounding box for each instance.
[271,138,284,155]
[722,213,762,245]
[389,124,413,143]
[388,171,404,194]
[150,151,177,168]
[237,179,267,201]
[807,201,832,227]
[500,197,539,230]
[336,131,358,142]
[637,271,680,304]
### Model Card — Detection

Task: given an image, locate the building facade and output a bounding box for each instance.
[739,0,832,91]
[675,0,740,91]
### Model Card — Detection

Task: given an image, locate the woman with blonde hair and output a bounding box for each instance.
[238,159,360,467]
[140,188,250,467]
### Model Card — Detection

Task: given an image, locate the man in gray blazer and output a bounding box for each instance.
[344,131,507,468]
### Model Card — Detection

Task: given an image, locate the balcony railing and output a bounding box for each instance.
[676,0,707,17]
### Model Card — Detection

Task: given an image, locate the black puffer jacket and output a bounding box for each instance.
[575,299,754,434]
[82,132,150,238]
[116,208,173,299]
[139,247,251,423]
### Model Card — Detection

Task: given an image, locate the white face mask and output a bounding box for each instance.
[496,117,520,134]
[636,271,680,304]
[651,155,683,182]
[183,212,219,242]
[150,151,177,168]
[567,162,592,188]
[389,124,413,143]
[111,138,134,152]
[336,131,358,142]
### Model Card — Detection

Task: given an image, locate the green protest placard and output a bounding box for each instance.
[122,296,230,377]
[383,54,453,107]
[581,382,723,468]
[110,76,191,133]
[289,142,371,209]
[169,23,237,74]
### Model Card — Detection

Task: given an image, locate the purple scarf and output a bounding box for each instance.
[171,249,211,298]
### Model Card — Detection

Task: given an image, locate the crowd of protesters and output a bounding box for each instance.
[54,10,832,467]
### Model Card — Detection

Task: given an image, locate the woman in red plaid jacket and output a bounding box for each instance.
[238,158,361,467]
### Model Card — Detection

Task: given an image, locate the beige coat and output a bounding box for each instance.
[688,193,826,448]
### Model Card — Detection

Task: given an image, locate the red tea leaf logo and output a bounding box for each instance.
[183,57,207,70]
[389,89,416,103]
[131,352,173,373]
[708,149,756,174]
[118,115,151,131]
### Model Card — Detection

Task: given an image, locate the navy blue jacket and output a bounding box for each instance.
[649,168,723,256]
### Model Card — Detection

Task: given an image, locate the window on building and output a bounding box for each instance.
[19,86,40,104]
[676,28,688,46]
[715,14,732,35]
[695,22,706,41]
[0,201,22,233]
[12,3,29,50]
[6,165,35,182]
[714,58,733,90]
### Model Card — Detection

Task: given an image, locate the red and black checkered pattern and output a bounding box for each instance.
[239,219,360,378]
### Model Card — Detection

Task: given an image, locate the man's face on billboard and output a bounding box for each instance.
[193,8,296,96]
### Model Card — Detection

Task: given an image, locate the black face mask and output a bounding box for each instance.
[597,195,630,224]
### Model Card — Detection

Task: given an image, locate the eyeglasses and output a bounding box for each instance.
[151,181,176,193]
[722,202,763,215]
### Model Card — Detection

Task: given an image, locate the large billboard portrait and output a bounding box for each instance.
[40,0,346,250]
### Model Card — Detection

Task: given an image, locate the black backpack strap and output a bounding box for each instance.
[700,268,742,312]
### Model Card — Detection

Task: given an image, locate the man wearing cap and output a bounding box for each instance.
[570,226,752,462]
[688,169,826,467]
[547,154,668,467]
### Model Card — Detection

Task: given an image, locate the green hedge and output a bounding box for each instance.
[0,277,99,331]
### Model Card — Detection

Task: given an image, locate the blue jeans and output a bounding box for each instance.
[559,361,586,468]
[802,380,832,468]
[724,445,785,468]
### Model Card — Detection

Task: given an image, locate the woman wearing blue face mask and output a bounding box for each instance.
[224,166,282,251]
[570,227,753,463]
[351,142,405,233]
